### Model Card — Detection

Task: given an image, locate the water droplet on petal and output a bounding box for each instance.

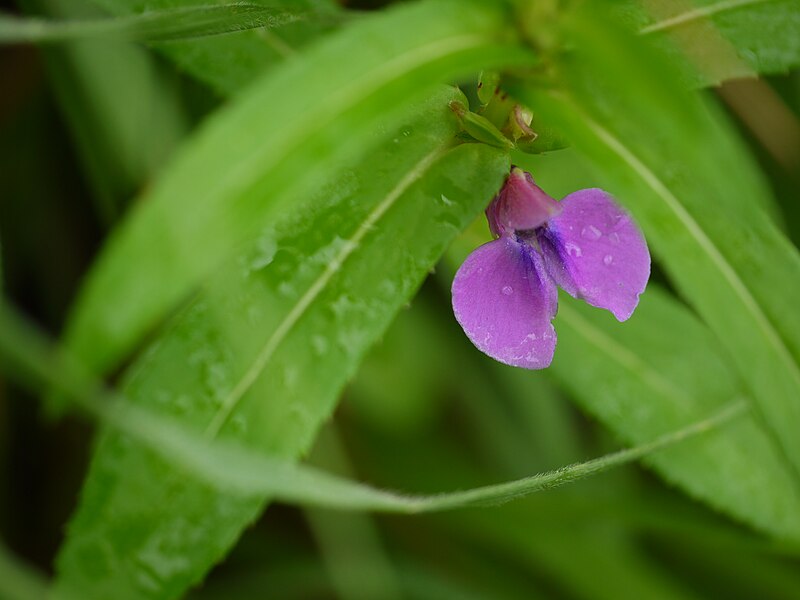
[580,225,602,240]
[502,285,513,295]
[603,254,613,265]
[565,242,582,258]
[608,232,620,244]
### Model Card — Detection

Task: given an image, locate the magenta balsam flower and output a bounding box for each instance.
[452,168,650,369]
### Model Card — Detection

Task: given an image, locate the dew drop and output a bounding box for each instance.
[436,212,460,229]
[608,232,621,244]
[248,237,277,272]
[312,335,329,356]
[230,414,247,434]
[502,285,513,295]
[277,281,295,297]
[565,242,582,257]
[580,225,602,240]
[603,254,613,266]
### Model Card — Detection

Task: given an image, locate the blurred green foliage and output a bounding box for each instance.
[1,1,800,599]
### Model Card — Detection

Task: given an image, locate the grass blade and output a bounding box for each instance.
[0,3,306,44]
[0,300,746,514]
[0,541,49,600]
[634,0,800,85]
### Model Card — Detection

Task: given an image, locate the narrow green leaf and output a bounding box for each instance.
[633,0,800,85]
[52,86,510,599]
[446,215,800,539]
[0,541,49,600]
[304,425,403,600]
[60,0,530,381]
[0,3,305,43]
[0,299,744,515]
[556,290,800,539]
[89,0,343,95]
[21,0,189,225]
[440,510,704,600]
[514,5,800,484]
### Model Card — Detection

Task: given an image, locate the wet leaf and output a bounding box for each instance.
[53,87,510,600]
[60,0,529,379]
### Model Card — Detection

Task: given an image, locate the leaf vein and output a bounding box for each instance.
[578,109,800,392]
[204,143,451,436]
[640,0,774,34]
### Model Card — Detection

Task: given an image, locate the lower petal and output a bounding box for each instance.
[544,188,650,321]
[451,238,558,369]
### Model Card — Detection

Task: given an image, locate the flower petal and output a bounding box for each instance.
[542,188,650,321]
[452,237,558,369]
[486,168,562,238]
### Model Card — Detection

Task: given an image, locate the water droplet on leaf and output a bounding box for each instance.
[248,236,277,272]
[312,335,329,356]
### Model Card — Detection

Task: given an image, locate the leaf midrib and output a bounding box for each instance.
[573,103,800,393]
[204,142,454,437]
[640,0,774,34]
[557,303,693,408]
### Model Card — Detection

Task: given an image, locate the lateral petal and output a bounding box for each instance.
[543,188,650,321]
[452,238,558,369]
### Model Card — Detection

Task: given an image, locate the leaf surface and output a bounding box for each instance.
[633,0,800,85]
[512,6,800,500]
[446,217,800,540]
[61,0,528,378]
[86,0,341,95]
[0,3,304,44]
[53,87,510,600]
[555,290,800,538]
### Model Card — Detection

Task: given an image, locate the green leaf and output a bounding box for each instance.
[514,4,800,489]
[21,0,189,225]
[440,508,704,600]
[0,297,743,515]
[52,86,510,599]
[88,0,343,95]
[634,0,800,86]
[445,212,800,539]
[0,541,49,600]
[0,3,305,44]
[60,0,530,380]
[555,289,800,539]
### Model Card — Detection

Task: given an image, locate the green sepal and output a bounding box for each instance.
[449,100,514,150]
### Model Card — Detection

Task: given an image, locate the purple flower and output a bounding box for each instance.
[452,168,650,369]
